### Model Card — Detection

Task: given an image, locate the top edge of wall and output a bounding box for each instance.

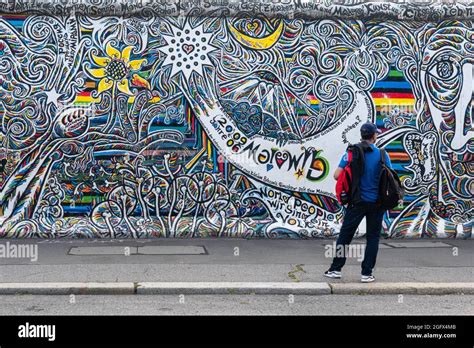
[0,0,473,20]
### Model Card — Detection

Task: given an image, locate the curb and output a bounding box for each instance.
[0,282,472,295]
[329,282,474,295]
[0,282,135,295]
[136,282,331,295]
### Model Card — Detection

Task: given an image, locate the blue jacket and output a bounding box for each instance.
[338,142,392,203]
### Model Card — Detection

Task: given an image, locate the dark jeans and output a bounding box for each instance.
[329,201,385,276]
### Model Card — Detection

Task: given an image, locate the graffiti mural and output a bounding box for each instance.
[0,1,472,238]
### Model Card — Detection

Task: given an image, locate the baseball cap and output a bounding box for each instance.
[360,122,382,137]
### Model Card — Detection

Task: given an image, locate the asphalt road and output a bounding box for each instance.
[1,294,472,315]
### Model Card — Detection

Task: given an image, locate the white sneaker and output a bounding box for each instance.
[324,270,342,279]
[361,275,375,283]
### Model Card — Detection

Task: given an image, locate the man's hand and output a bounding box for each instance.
[333,167,343,180]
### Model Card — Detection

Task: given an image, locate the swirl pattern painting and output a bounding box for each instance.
[0,1,472,238]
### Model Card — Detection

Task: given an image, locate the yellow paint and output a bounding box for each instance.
[207,138,212,159]
[374,98,414,106]
[74,95,100,103]
[228,20,284,50]
[185,147,206,170]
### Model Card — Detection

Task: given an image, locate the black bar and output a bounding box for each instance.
[0,315,472,346]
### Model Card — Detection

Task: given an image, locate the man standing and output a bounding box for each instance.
[324,122,394,283]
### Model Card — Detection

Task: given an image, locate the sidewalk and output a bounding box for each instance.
[0,238,472,295]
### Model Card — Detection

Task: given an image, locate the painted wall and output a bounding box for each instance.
[0,1,472,238]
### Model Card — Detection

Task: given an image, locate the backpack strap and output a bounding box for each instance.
[347,143,366,205]
[380,148,386,166]
[345,144,355,165]
[354,143,365,164]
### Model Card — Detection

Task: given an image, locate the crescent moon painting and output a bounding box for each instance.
[227,19,284,50]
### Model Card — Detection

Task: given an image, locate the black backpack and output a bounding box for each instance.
[378,148,404,210]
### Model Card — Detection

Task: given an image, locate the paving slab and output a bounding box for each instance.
[384,241,454,248]
[324,242,393,249]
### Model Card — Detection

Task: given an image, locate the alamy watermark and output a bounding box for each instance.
[18,322,55,341]
[324,242,365,262]
[0,242,38,262]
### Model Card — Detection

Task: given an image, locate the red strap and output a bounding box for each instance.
[347,149,352,164]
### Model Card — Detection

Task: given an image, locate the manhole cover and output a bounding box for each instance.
[68,246,138,255]
[138,246,207,255]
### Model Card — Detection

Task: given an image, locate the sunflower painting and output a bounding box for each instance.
[86,42,150,133]
[88,42,150,95]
